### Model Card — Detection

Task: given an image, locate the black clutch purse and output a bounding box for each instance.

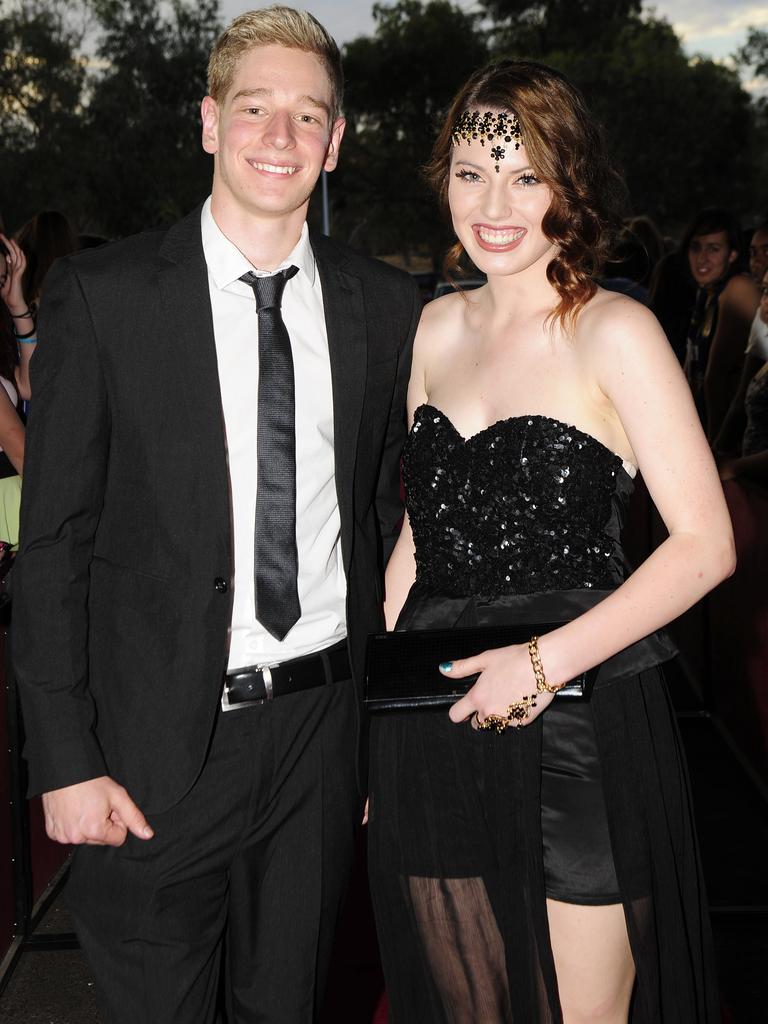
[364,623,598,711]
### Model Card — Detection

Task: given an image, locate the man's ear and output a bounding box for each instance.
[201,96,220,155]
[323,117,346,173]
[728,248,738,267]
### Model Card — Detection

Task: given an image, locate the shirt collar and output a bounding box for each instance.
[200,196,316,291]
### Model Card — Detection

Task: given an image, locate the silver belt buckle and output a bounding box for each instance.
[222,662,278,712]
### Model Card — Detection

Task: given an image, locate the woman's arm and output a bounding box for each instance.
[0,385,25,475]
[704,275,759,441]
[0,234,35,401]
[449,298,735,724]
[713,351,763,456]
[383,513,417,630]
[719,449,768,485]
[15,339,36,403]
[539,300,734,684]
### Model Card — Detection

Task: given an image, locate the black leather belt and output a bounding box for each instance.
[223,641,351,710]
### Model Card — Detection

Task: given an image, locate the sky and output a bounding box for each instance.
[219,0,768,68]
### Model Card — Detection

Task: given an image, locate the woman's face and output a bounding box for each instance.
[760,270,768,326]
[447,117,555,280]
[687,230,737,289]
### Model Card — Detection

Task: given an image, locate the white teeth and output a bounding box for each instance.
[477,227,525,244]
[251,162,297,175]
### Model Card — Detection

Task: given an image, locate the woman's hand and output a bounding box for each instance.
[0,234,29,314]
[442,643,556,729]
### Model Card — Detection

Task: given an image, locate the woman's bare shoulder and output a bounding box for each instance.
[414,288,475,353]
[575,287,665,355]
[720,272,759,314]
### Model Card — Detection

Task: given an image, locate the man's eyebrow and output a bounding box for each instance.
[300,94,331,117]
[231,87,330,117]
[231,87,272,101]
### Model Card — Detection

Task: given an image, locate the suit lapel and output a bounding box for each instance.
[157,208,231,555]
[312,234,368,558]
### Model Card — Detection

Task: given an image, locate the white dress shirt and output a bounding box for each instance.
[200,198,347,675]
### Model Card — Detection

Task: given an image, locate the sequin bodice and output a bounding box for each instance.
[404,405,634,597]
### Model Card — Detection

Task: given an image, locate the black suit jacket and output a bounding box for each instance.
[12,207,420,811]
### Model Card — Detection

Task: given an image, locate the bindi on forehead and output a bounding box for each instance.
[451,109,523,173]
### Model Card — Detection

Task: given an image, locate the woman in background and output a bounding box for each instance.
[682,208,758,438]
[368,60,731,1023]
[719,267,768,485]
[14,210,79,399]
[0,234,28,545]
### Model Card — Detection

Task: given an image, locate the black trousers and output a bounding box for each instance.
[66,674,360,1024]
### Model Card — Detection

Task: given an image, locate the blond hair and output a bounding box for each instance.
[207,6,343,121]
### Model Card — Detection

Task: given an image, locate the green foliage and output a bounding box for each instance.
[733,27,768,218]
[735,27,768,79]
[333,0,489,259]
[0,0,89,225]
[84,0,221,235]
[516,15,756,228]
[481,0,643,52]
[1,0,220,235]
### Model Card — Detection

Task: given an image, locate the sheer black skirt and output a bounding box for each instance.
[367,588,719,1022]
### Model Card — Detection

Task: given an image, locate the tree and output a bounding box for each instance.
[734,26,768,218]
[483,1,757,230]
[0,0,89,226]
[538,18,754,227]
[84,0,221,236]
[735,26,768,80]
[481,0,643,52]
[333,0,489,261]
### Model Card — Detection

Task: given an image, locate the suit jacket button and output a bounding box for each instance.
[214,577,228,594]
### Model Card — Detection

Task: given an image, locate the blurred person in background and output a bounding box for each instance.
[715,220,768,456]
[17,209,79,306]
[0,234,29,545]
[15,210,79,398]
[649,245,697,364]
[626,215,665,288]
[682,208,758,439]
[602,215,665,305]
[718,266,768,485]
[599,221,653,304]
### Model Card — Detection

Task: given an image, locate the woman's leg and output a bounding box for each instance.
[546,899,635,1024]
[408,875,513,1023]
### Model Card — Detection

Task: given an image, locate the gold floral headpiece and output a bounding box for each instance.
[451,109,523,173]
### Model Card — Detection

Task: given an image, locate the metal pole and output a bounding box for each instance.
[321,170,330,236]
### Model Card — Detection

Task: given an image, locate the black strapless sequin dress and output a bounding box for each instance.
[368,405,719,1023]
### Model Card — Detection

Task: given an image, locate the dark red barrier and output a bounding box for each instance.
[708,480,768,780]
[0,627,14,965]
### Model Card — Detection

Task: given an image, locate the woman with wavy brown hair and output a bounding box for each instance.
[367,60,728,1022]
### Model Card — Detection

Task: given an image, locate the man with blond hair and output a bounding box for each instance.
[13,6,420,1021]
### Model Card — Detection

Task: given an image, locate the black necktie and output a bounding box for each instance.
[240,266,301,641]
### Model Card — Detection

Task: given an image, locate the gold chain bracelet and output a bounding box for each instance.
[528,635,563,694]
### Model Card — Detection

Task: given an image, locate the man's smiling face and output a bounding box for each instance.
[201,44,345,224]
